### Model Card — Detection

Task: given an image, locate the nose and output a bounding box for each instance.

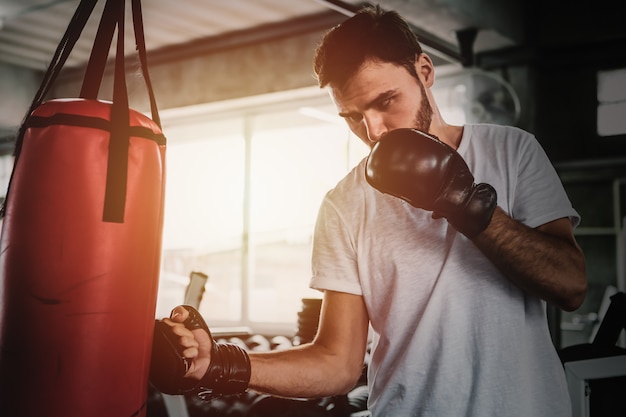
[363,113,388,144]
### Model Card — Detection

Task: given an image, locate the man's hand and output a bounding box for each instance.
[150,305,251,397]
[163,306,212,380]
[365,128,497,238]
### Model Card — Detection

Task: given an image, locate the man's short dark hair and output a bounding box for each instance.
[313,5,423,89]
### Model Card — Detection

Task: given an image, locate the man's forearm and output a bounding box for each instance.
[248,342,364,398]
[473,207,587,311]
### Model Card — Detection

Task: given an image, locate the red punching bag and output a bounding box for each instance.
[0,1,166,416]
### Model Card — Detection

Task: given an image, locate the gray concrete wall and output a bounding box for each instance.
[0,62,42,130]
[50,30,325,114]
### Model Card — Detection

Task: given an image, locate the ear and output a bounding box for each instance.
[414,53,435,88]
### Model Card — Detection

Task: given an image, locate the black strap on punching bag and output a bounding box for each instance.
[0,0,98,218]
[75,0,131,223]
[80,0,160,126]
[80,0,161,222]
[2,0,161,223]
[104,0,131,223]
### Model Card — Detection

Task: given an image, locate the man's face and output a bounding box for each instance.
[329,59,433,148]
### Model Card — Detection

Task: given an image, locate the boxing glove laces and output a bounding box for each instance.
[365,128,497,238]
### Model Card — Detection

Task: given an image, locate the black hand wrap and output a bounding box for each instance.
[365,128,497,238]
[150,305,251,398]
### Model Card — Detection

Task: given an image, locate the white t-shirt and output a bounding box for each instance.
[310,124,578,417]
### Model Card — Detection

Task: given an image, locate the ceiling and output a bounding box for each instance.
[0,0,522,72]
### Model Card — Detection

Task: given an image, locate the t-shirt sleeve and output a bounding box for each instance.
[513,134,580,229]
[309,193,363,295]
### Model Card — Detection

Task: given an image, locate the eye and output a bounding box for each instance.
[341,112,363,124]
[376,96,393,110]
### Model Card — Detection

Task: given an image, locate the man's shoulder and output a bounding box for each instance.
[466,123,533,140]
[322,157,377,216]
[327,157,368,196]
[463,123,539,156]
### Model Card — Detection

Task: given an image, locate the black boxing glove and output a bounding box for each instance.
[150,305,250,398]
[365,128,497,238]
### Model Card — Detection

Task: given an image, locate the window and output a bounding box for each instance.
[597,68,626,137]
[559,175,626,348]
[156,87,369,333]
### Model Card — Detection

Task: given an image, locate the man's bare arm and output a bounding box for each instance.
[248,290,370,397]
[473,207,587,311]
[166,290,370,399]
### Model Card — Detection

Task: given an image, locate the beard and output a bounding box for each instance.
[412,80,433,132]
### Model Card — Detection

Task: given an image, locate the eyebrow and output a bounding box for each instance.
[338,89,397,119]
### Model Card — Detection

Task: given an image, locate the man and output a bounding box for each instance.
[155,6,586,416]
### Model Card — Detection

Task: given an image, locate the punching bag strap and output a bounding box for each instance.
[103,0,130,223]
[131,0,161,127]
[1,0,159,222]
[80,0,160,128]
[80,0,159,222]
[79,0,119,100]
[1,0,98,218]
